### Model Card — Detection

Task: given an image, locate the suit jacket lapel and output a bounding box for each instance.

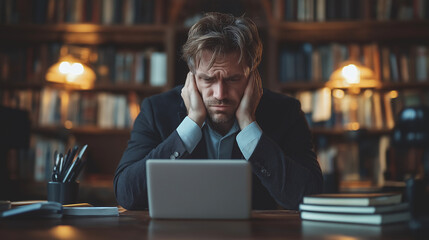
[178,101,187,121]
[231,135,245,159]
[190,137,208,159]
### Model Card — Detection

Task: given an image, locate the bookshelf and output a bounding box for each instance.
[1,0,429,202]
[0,0,175,204]
[265,0,429,191]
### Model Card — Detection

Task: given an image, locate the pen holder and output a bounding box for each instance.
[47,181,79,204]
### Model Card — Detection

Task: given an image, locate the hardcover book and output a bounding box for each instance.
[0,201,119,218]
[299,202,409,214]
[303,193,402,206]
[300,211,410,225]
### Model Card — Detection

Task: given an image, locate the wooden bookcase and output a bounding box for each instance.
[264,0,429,191]
[1,0,429,202]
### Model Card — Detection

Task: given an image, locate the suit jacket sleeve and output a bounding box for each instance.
[249,95,323,210]
[114,96,187,210]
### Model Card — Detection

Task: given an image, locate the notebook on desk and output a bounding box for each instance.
[146,159,252,219]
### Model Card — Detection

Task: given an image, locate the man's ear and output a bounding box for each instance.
[187,58,196,74]
[243,66,251,79]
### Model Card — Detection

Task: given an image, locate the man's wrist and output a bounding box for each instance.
[188,112,205,128]
[177,116,203,153]
[238,115,255,130]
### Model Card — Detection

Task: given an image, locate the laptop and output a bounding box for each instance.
[146,159,252,219]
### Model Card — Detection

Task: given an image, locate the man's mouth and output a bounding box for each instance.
[211,105,230,110]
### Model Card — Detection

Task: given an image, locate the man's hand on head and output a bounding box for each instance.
[236,69,263,130]
[181,72,206,127]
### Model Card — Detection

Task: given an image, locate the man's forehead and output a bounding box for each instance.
[196,51,250,76]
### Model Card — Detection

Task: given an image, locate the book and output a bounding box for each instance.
[303,193,402,206]
[149,52,167,87]
[302,218,408,237]
[299,202,409,214]
[62,206,119,216]
[0,201,119,218]
[1,201,62,218]
[0,201,11,211]
[300,211,410,225]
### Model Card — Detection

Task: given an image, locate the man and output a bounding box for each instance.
[114,12,322,210]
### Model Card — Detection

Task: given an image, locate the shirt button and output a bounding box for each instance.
[170,151,180,159]
[261,168,270,177]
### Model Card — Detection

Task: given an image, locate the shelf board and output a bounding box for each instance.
[272,20,429,43]
[279,81,429,92]
[1,82,168,94]
[0,82,44,90]
[86,84,168,94]
[32,126,131,136]
[311,127,391,136]
[0,24,169,45]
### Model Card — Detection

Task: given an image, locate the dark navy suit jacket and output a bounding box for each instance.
[114,86,323,210]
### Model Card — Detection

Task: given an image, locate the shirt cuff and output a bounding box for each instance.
[176,116,202,154]
[236,121,262,160]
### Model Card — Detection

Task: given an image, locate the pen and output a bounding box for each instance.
[58,153,64,179]
[63,145,88,182]
[52,145,88,183]
[63,157,78,183]
[51,151,59,182]
[76,145,88,160]
[70,158,87,182]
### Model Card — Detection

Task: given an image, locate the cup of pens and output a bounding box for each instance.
[47,145,88,204]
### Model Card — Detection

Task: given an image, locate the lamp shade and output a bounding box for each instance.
[45,56,96,89]
[327,61,379,89]
[392,106,429,148]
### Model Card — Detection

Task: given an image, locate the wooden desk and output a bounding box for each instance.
[0,210,424,239]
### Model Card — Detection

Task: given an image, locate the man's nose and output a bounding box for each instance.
[213,80,227,100]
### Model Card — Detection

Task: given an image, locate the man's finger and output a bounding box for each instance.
[184,71,192,88]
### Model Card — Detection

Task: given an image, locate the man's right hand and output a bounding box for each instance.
[181,72,206,127]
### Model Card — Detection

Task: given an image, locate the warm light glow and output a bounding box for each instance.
[59,61,72,74]
[71,63,84,75]
[346,122,360,131]
[50,225,80,239]
[389,90,399,99]
[327,61,378,90]
[46,57,96,89]
[64,120,73,129]
[332,89,345,99]
[341,64,360,84]
[59,61,84,76]
[363,89,373,98]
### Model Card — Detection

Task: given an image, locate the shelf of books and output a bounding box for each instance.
[0,0,167,26]
[0,0,173,200]
[266,0,429,192]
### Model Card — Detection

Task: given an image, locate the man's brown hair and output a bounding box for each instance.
[182,12,262,73]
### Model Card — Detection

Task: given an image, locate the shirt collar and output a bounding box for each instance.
[203,119,240,138]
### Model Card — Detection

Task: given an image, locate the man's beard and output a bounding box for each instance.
[205,99,236,125]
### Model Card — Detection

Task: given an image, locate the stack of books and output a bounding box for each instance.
[300,193,411,225]
[0,201,119,218]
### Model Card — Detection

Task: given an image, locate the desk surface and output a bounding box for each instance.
[0,210,425,239]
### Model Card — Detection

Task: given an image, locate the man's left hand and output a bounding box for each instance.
[236,69,263,130]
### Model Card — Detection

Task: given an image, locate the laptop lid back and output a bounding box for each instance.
[146,159,252,219]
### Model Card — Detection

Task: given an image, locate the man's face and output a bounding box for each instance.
[195,51,250,125]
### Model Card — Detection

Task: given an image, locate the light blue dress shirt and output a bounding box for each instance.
[176,116,262,160]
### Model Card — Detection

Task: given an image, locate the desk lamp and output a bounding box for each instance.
[327,61,380,131]
[45,46,96,90]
